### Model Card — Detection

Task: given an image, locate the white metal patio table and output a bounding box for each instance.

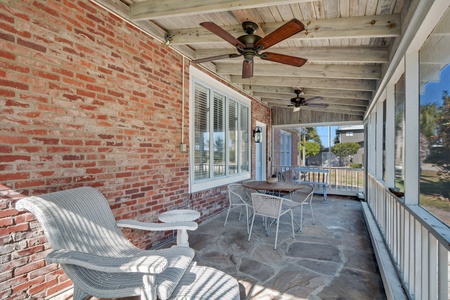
[158,209,200,247]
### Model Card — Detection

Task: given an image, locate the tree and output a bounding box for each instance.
[430,90,450,198]
[305,127,322,147]
[331,142,360,166]
[436,91,450,148]
[303,141,321,157]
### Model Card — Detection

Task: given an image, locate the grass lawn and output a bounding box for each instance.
[420,170,450,211]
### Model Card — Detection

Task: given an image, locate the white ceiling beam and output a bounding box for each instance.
[216,63,381,79]
[243,85,373,100]
[268,104,366,116]
[169,14,401,44]
[195,46,389,63]
[255,94,370,106]
[130,0,316,21]
[231,76,377,91]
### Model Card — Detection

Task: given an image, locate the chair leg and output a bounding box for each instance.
[224,206,232,227]
[300,205,304,232]
[288,208,301,232]
[248,214,256,242]
[290,210,295,238]
[238,206,244,220]
[274,217,280,249]
[245,206,250,234]
[310,204,315,225]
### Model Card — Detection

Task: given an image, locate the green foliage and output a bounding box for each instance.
[428,90,450,198]
[436,91,450,149]
[331,142,360,166]
[305,127,322,147]
[349,162,362,169]
[420,103,438,141]
[303,141,320,157]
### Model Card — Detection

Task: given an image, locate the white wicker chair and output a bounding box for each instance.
[15,187,239,300]
[284,184,315,232]
[248,193,295,250]
[225,184,253,233]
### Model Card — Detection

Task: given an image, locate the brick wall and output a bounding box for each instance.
[0,1,270,299]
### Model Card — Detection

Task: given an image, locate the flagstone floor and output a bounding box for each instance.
[87,195,386,300]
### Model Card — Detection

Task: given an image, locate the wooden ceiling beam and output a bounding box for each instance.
[169,14,400,44]
[216,63,381,79]
[231,76,377,91]
[256,94,370,107]
[130,0,316,21]
[268,104,366,116]
[244,85,373,100]
[195,46,389,63]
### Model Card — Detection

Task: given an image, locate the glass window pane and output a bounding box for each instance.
[228,100,238,174]
[395,74,405,192]
[194,83,210,180]
[213,92,226,177]
[240,105,249,172]
[419,6,450,227]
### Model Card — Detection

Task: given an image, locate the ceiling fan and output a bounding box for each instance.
[193,19,307,79]
[288,89,328,112]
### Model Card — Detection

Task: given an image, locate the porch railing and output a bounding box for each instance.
[271,165,364,195]
[367,174,450,299]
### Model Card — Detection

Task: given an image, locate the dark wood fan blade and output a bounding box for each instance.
[193,53,242,64]
[242,59,254,79]
[255,19,305,50]
[260,52,307,67]
[305,96,324,102]
[200,22,245,48]
[306,103,329,108]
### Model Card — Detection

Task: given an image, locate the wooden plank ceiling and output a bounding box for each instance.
[91,0,409,120]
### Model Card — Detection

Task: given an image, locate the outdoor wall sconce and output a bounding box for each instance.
[253,126,262,143]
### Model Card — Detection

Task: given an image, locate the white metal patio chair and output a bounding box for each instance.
[225,184,253,233]
[284,184,315,232]
[248,193,295,250]
[16,186,239,300]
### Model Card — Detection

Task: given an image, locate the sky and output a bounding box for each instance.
[420,64,450,106]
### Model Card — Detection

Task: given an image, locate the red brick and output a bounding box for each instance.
[0,223,28,236]
[0,88,15,97]
[17,38,46,52]
[0,79,28,90]
[0,49,15,60]
[0,155,31,162]
[32,70,59,81]
[0,135,29,145]
[0,31,14,42]
[32,1,58,17]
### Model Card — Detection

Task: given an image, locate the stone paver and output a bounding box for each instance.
[81,196,387,300]
[189,196,386,300]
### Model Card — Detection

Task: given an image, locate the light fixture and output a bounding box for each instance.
[253,126,262,143]
[164,33,173,45]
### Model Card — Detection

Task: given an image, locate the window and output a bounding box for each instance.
[280,131,292,166]
[190,68,251,192]
[394,74,405,192]
[419,6,450,226]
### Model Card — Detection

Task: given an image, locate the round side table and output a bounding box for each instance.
[158,209,200,247]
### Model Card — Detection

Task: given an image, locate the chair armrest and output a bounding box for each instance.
[46,249,168,274]
[117,219,198,231]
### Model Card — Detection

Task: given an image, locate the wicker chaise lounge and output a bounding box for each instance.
[16,186,239,300]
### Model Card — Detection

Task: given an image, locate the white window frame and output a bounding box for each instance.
[189,66,251,192]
